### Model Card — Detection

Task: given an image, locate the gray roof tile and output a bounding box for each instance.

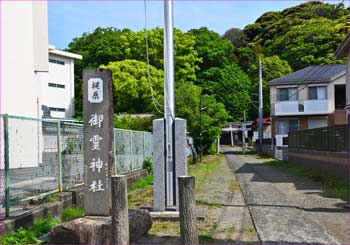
[268,64,346,86]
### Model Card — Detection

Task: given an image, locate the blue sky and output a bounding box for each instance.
[48,0,347,49]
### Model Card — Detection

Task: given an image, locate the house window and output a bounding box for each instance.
[308,86,326,100]
[277,119,299,134]
[49,107,66,112]
[277,88,298,101]
[49,58,65,65]
[48,83,65,89]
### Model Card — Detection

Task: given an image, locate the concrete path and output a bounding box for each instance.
[223,146,350,244]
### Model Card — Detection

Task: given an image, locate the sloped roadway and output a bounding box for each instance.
[223,146,350,244]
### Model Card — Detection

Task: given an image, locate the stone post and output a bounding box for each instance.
[178,176,198,244]
[153,118,187,211]
[111,175,129,245]
[83,68,114,216]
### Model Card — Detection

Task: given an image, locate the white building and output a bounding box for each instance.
[1,1,82,119]
[1,1,81,170]
[269,64,346,146]
[44,45,82,118]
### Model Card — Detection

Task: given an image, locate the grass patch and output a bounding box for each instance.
[149,221,180,236]
[188,155,222,191]
[267,160,349,199]
[199,233,220,244]
[128,185,153,208]
[196,200,222,209]
[130,175,153,191]
[61,207,85,222]
[0,213,60,245]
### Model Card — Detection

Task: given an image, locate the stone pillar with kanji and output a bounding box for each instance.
[83,68,115,216]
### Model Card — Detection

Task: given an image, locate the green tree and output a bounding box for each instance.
[100,60,163,113]
[199,64,251,120]
[222,27,248,48]
[175,82,229,152]
[119,27,200,84]
[248,55,292,118]
[266,17,346,69]
[188,27,234,75]
[67,27,131,117]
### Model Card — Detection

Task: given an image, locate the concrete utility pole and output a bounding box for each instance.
[258,58,263,151]
[242,110,246,154]
[164,0,175,207]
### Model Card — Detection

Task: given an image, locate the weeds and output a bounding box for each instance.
[267,160,349,199]
[61,207,85,222]
[0,213,59,245]
[130,175,153,191]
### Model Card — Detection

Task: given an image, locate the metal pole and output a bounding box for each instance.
[164,0,175,207]
[242,110,246,154]
[4,114,10,217]
[258,58,264,151]
[199,95,202,162]
[230,124,233,147]
[57,120,63,192]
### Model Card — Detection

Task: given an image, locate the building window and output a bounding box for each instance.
[49,58,65,65]
[308,86,327,100]
[277,88,298,101]
[277,119,299,134]
[48,83,65,89]
[49,107,66,112]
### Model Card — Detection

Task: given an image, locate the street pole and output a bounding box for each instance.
[164,0,175,207]
[242,110,246,154]
[258,58,263,152]
[199,94,202,162]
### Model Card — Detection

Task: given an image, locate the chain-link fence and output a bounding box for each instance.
[0,114,152,218]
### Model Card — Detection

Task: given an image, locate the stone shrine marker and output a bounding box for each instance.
[83,68,114,216]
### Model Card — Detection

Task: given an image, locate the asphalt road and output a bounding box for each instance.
[223,146,350,244]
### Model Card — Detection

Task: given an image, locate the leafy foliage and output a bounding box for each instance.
[266,17,346,69]
[222,27,248,48]
[200,64,251,120]
[114,114,153,131]
[143,158,153,175]
[0,215,60,245]
[119,27,201,84]
[101,60,163,113]
[188,27,234,74]
[61,207,85,222]
[240,1,349,71]
[176,82,229,152]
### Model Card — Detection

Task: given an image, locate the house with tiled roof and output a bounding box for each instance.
[334,32,350,124]
[268,64,347,146]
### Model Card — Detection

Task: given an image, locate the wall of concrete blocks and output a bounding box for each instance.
[288,148,349,181]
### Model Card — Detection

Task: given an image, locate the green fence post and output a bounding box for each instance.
[57,120,63,192]
[4,114,10,218]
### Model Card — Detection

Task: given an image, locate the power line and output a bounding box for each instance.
[143,0,165,115]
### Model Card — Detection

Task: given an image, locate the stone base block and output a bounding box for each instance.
[48,209,152,244]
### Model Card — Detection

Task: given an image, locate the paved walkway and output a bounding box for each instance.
[223,146,350,244]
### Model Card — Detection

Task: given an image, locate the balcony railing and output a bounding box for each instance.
[274,100,328,116]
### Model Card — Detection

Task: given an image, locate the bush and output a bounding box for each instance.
[130,175,153,191]
[61,207,85,222]
[143,158,153,175]
[0,214,59,245]
[0,228,39,245]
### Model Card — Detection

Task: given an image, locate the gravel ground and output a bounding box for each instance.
[223,146,350,244]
